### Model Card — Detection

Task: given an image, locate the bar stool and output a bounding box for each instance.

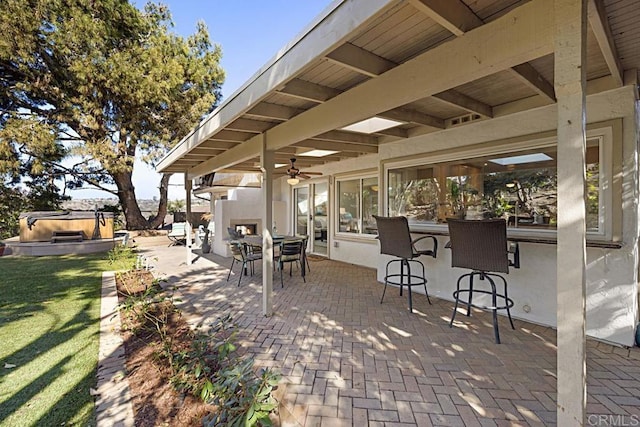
[373,215,438,313]
[446,218,520,344]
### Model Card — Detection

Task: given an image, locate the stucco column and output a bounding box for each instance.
[185,174,193,265]
[555,0,588,425]
[260,134,275,316]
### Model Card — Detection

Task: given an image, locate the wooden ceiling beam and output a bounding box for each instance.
[274,146,297,154]
[220,165,262,173]
[245,103,304,120]
[293,139,378,153]
[509,63,556,102]
[191,148,225,155]
[198,141,239,150]
[379,107,445,129]
[324,45,449,134]
[278,154,347,163]
[413,0,555,106]
[312,130,378,145]
[326,42,396,77]
[408,0,482,36]
[207,130,254,142]
[374,127,408,138]
[271,157,326,167]
[588,0,623,86]
[433,90,493,118]
[183,153,221,159]
[277,78,342,103]
[226,118,275,133]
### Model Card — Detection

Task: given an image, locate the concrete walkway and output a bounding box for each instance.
[132,236,640,426]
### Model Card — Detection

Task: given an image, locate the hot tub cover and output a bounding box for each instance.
[19,211,114,220]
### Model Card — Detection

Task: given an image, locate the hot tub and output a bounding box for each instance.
[19,211,114,243]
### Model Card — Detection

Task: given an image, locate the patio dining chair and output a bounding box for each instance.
[446,218,520,344]
[373,215,438,313]
[227,241,262,287]
[277,239,305,288]
[227,227,244,240]
[295,234,311,273]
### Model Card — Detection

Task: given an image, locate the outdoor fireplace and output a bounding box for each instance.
[229,219,261,237]
[235,223,257,236]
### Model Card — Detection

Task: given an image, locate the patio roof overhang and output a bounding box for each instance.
[157,1,640,425]
[157,0,639,180]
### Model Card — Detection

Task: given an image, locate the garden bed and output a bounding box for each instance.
[114,268,280,426]
[115,270,212,426]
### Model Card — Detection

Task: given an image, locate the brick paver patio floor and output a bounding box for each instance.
[136,238,640,426]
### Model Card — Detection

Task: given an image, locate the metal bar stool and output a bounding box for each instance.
[446,218,520,344]
[373,215,438,313]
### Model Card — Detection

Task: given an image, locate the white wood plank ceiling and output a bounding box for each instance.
[157,0,640,177]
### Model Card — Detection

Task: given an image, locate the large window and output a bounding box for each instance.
[337,176,378,235]
[386,137,605,234]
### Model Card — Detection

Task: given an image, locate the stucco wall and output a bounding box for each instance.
[212,188,287,257]
[315,86,638,346]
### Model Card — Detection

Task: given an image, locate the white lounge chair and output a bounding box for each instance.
[167,222,187,246]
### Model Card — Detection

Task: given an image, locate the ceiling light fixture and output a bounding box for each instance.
[287,177,299,186]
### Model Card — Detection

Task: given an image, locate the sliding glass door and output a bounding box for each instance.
[293,181,328,256]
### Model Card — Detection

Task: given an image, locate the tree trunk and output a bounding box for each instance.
[113,170,172,230]
[113,170,148,230]
[148,174,171,229]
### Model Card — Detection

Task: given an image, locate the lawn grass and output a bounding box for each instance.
[0,250,135,427]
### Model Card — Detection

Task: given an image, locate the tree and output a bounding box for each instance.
[167,199,185,214]
[0,117,69,238]
[0,0,224,229]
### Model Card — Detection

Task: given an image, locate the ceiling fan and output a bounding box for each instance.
[278,157,322,185]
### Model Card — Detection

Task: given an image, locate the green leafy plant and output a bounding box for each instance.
[169,317,233,402]
[171,331,218,399]
[171,314,238,401]
[169,314,281,426]
[107,244,138,269]
[203,357,281,427]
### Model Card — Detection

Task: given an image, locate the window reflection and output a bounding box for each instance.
[337,177,378,235]
[387,141,600,232]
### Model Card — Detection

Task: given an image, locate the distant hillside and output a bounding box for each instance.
[62,199,210,212]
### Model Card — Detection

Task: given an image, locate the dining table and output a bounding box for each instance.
[232,234,307,276]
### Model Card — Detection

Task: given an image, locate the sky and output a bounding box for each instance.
[68,0,334,200]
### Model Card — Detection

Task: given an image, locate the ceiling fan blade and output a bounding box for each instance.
[299,173,312,179]
[301,171,323,175]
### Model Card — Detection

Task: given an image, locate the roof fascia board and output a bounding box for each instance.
[158,0,399,173]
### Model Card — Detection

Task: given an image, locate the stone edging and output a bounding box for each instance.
[95,271,135,427]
